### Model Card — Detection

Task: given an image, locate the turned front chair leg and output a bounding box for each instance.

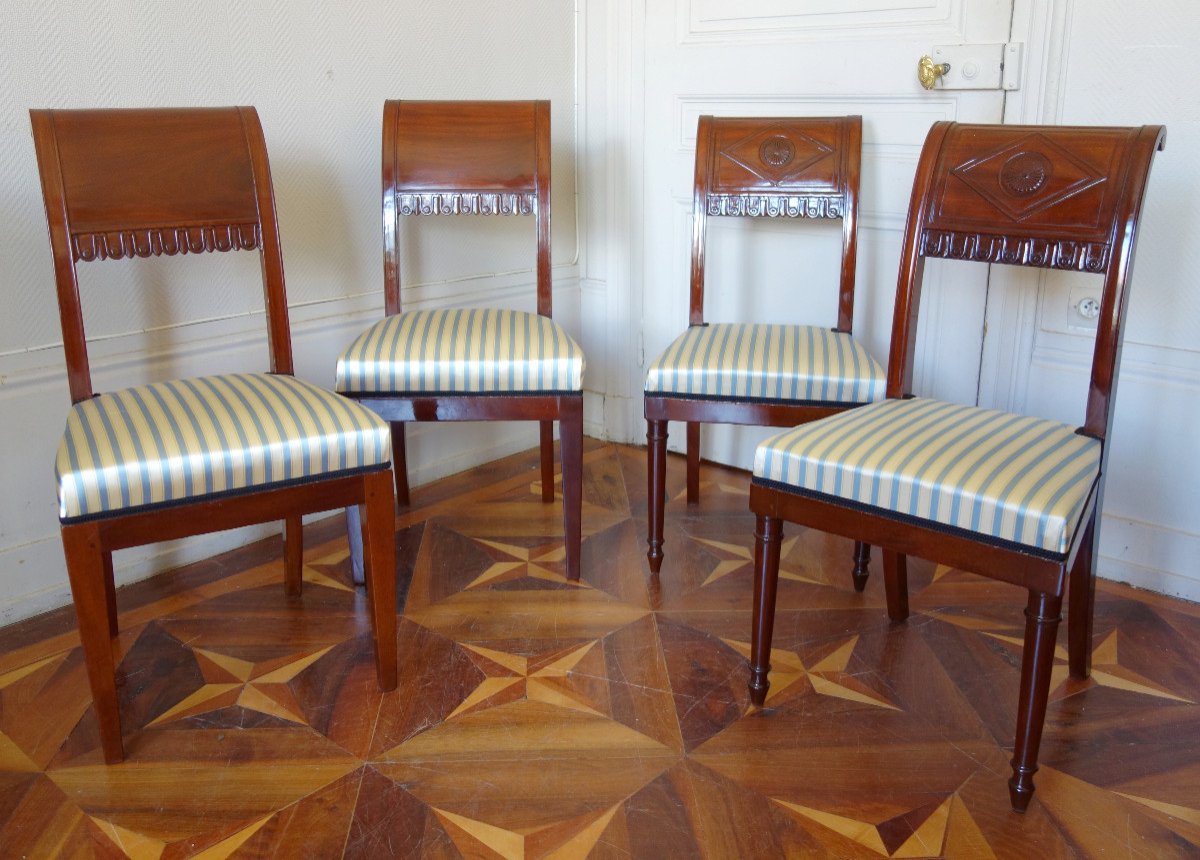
[1009,589,1064,812]
[686,421,701,505]
[539,420,556,503]
[882,550,909,622]
[646,419,668,573]
[851,541,871,592]
[361,470,398,690]
[389,421,411,507]
[1068,513,1098,679]
[63,523,125,763]
[749,514,783,707]
[560,402,584,582]
[283,515,303,596]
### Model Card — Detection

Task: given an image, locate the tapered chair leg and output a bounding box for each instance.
[1009,590,1064,812]
[539,420,556,503]
[686,421,701,505]
[749,514,783,707]
[646,419,668,573]
[851,541,871,592]
[1068,513,1098,679]
[882,550,909,622]
[560,399,584,582]
[389,422,411,507]
[361,470,397,691]
[284,515,304,596]
[62,523,124,763]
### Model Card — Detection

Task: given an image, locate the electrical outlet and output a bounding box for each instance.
[1067,286,1102,331]
[1076,296,1101,320]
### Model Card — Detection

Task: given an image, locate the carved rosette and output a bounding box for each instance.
[708,195,843,218]
[72,224,260,261]
[396,192,536,216]
[921,229,1110,272]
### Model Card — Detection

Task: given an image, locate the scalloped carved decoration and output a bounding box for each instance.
[396,192,536,216]
[921,228,1110,272]
[72,224,260,261]
[708,194,843,218]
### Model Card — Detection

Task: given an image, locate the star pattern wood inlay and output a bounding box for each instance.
[2,442,1199,857]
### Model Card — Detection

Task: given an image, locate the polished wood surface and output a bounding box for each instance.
[350,99,582,579]
[30,107,398,763]
[2,445,1200,857]
[749,122,1166,812]
[645,115,871,580]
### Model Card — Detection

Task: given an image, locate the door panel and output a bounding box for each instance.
[641,0,1014,468]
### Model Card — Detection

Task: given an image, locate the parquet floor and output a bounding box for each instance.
[3,442,1200,858]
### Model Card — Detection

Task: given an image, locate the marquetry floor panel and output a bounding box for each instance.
[3,442,1200,858]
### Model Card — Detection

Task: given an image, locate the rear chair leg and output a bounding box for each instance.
[284,515,303,596]
[686,421,701,505]
[560,401,584,582]
[883,550,909,622]
[1068,513,1098,679]
[851,541,871,592]
[390,422,411,507]
[539,420,555,503]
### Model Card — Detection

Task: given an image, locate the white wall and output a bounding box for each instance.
[0,1,581,623]
[982,0,1200,600]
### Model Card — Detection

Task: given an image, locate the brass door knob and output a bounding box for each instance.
[918,55,951,90]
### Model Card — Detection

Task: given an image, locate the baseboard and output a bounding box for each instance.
[1098,513,1200,603]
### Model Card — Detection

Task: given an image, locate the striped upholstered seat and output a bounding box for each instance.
[336,308,585,395]
[753,397,1101,556]
[645,323,884,405]
[56,373,391,522]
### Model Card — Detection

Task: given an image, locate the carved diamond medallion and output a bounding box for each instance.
[720,125,832,186]
[951,133,1107,222]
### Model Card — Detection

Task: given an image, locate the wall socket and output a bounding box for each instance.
[1068,286,1102,331]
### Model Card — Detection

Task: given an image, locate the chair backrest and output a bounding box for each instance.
[382,99,552,318]
[690,115,862,330]
[889,122,1166,442]
[30,106,291,403]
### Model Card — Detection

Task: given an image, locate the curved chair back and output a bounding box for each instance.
[382,100,552,316]
[30,107,292,402]
[690,115,862,330]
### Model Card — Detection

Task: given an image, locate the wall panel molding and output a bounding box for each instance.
[678,0,963,44]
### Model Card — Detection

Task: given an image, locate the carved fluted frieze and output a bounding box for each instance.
[707,195,843,218]
[921,229,1110,272]
[72,223,260,261]
[396,192,536,216]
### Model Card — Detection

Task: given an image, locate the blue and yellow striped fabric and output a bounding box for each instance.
[753,397,1100,556]
[645,323,884,404]
[336,309,584,395]
[56,373,391,522]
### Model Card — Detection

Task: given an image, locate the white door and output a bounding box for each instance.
[639,0,1015,468]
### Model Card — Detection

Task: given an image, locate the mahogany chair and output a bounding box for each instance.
[31,107,398,763]
[645,115,882,582]
[336,100,585,580]
[748,121,1165,811]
